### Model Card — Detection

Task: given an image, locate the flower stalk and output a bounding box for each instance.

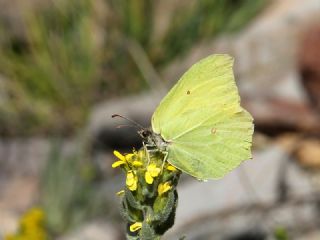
[112,149,181,239]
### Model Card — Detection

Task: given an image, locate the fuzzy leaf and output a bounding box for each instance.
[155,190,178,235]
[140,222,158,240]
[153,190,176,223]
[125,188,143,210]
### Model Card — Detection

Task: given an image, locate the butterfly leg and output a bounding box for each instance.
[142,141,151,165]
[143,142,167,170]
[160,151,169,173]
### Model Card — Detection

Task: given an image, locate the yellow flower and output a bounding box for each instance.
[158,182,172,196]
[145,163,161,184]
[5,207,48,240]
[167,164,177,171]
[130,222,142,232]
[126,171,138,191]
[20,208,44,228]
[112,150,142,169]
[112,150,126,168]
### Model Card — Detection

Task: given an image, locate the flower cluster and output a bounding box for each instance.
[112,149,180,239]
[5,208,49,240]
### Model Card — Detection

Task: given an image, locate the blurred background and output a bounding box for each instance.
[0,0,319,239]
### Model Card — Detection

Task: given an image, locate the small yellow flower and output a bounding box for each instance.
[130,222,142,232]
[5,207,48,240]
[158,182,172,196]
[112,150,126,168]
[112,150,142,169]
[167,164,177,171]
[20,207,44,228]
[145,163,161,184]
[116,190,125,196]
[126,171,138,191]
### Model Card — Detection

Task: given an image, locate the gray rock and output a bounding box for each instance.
[163,143,314,239]
[297,231,320,240]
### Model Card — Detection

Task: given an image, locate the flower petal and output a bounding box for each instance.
[158,182,172,196]
[145,171,154,184]
[130,222,142,232]
[126,171,138,191]
[113,150,126,161]
[147,163,161,177]
[132,161,143,167]
[128,181,137,191]
[112,160,125,168]
[126,171,135,186]
[167,165,177,171]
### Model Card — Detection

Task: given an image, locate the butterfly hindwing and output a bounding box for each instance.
[167,110,253,179]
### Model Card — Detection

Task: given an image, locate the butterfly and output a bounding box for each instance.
[115,54,254,180]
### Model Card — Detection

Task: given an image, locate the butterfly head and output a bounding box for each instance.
[139,129,168,152]
[138,128,153,140]
[112,114,167,151]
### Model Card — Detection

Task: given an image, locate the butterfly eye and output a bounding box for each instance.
[141,130,150,138]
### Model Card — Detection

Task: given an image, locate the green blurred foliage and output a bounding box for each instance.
[156,0,266,64]
[0,0,99,136]
[41,140,109,236]
[274,227,289,240]
[0,0,266,136]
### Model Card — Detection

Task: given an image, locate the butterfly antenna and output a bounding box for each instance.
[112,114,145,129]
[116,124,140,130]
